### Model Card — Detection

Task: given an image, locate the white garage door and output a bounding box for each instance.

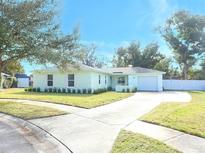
[138,76,158,91]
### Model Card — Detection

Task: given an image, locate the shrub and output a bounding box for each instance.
[88,89,92,94]
[112,88,116,91]
[72,89,76,94]
[27,87,32,92]
[48,88,52,93]
[127,88,130,93]
[37,87,40,92]
[67,88,71,93]
[93,89,97,94]
[83,89,87,94]
[132,87,137,93]
[24,88,28,92]
[32,88,37,92]
[58,88,61,93]
[107,87,112,91]
[93,88,107,94]
[122,89,125,92]
[44,88,48,92]
[62,88,66,93]
[53,87,57,93]
[77,89,81,94]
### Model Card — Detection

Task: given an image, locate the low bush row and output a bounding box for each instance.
[25,87,113,94]
[24,87,137,94]
[122,87,137,93]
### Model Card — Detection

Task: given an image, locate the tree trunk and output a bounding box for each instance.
[0,65,2,89]
[183,63,188,80]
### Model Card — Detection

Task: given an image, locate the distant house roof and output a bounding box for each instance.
[33,64,110,74]
[1,72,10,77]
[15,73,29,78]
[103,67,165,75]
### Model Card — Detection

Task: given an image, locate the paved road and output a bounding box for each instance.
[0,114,70,153]
[0,120,36,153]
[29,91,191,153]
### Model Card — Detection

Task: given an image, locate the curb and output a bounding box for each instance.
[0,113,72,153]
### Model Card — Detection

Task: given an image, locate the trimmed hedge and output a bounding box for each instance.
[25,87,113,95]
[62,88,66,93]
[72,89,76,94]
[77,89,81,94]
[93,88,107,94]
[67,88,71,93]
[83,89,87,94]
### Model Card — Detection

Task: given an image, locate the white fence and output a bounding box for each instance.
[163,80,205,90]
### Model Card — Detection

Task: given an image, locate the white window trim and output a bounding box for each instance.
[47,74,53,87]
[117,77,125,85]
[68,74,74,87]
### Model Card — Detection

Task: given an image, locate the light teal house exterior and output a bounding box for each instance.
[33,64,165,92]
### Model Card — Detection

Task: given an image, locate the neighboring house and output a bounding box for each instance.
[15,73,30,88]
[32,64,165,92]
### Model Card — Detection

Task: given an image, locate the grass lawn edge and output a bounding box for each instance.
[0,91,134,109]
[111,130,180,153]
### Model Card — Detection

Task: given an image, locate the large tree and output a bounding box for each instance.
[0,0,80,86]
[112,42,164,69]
[159,11,205,79]
[80,44,107,68]
[140,43,164,69]
[3,60,24,75]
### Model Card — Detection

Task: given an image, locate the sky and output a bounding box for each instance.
[24,0,205,74]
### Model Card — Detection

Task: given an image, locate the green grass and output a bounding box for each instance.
[111,130,179,153]
[0,101,67,120]
[0,88,132,108]
[140,91,205,138]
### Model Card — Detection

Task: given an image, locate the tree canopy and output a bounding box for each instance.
[80,44,108,68]
[159,10,205,79]
[0,0,80,75]
[112,42,164,68]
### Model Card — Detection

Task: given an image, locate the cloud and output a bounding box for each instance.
[147,0,178,26]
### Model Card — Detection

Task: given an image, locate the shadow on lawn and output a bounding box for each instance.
[190,91,205,94]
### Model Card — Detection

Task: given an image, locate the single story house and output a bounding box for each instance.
[32,64,165,92]
[15,73,30,88]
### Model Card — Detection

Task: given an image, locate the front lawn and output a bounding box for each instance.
[0,101,67,120]
[140,91,205,138]
[111,130,178,153]
[0,88,132,108]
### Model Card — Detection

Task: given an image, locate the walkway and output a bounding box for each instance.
[125,120,205,153]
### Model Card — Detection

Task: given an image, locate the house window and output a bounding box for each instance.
[105,76,107,84]
[68,74,74,87]
[47,74,53,86]
[99,75,101,84]
[117,77,125,85]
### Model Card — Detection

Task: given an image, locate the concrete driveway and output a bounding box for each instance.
[29,91,191,153]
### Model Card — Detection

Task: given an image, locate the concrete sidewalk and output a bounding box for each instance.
[125,120,205,153]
